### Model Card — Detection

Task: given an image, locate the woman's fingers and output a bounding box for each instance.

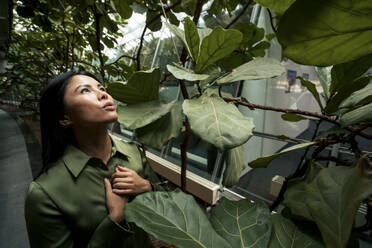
[112,177,133,184]
[113,189,132,195]
[113,182,131,189]
[111,171,131,180]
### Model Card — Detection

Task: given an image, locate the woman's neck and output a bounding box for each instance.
[72,126,112,164]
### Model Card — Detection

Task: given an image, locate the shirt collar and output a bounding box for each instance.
[63,133,131,178]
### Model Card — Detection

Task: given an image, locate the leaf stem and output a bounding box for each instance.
[225,1,252,29]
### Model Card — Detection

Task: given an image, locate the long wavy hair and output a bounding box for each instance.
[39,71,101,173]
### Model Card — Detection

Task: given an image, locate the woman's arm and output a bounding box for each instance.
[25,181,133,248]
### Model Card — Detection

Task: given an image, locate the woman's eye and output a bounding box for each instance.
[80,88,90,93]
[100,87,106,92]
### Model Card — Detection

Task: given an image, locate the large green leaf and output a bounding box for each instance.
[165,22,186,44]
[116,100,173,129]
[183,94,254,151]
[217,58,285,85]
[330,53,372,95]
[268,214,324,248]
[210,198,272,248]
[124,189,232,248]
[184,17,200,62]
[195,27,243,73]
[166,64,209,81]
[297,76,323,109]
[248,142,317,168]
[324,76,371,114]
[277,0,372,66]
[107,68,160,104]
[255,0,296,15]
[136,101,183,148]
[340,102,372,126]
[340,79,372,109]
[223,146,246,187]
[199,65,221,89]
[197,28,213,41]
[283,161,323,221]
[306,156,372,248]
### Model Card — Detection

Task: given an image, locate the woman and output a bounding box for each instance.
[25,71,161,248]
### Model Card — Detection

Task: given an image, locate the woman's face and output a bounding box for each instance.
[61,75,118,128]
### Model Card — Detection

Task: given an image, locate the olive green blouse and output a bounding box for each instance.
[24,133,162,248]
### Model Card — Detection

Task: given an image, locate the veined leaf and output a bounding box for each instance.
[281,113,307,122]
[315,67,331,101]
[125,189,232,248]
[283,161,323,221]
[340,79,372,109]
[167,64,209,81]
[324,76,371,114]
[330,53,372,95]
[183,94,254,151]
[248,142,317,168]
[210,198,272,248]
[165,22,186,44]
[184,17,200,62]
[268,214,325,248]
[107,68,160,104]
[255,0,296,15]
[223,146,246,187]
[277,0,372,66]
[217,58,285,85]
[340,102,372,126]
[136,101,183,148]
[197,28,212,42]
[195,27,242,73]
[306,156,372,248]
[297,76,323,110]
[117,100,173,129]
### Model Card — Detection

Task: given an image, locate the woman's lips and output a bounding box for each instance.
[103,102,115,111]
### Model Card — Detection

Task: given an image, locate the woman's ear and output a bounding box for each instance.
[59,115,72,127]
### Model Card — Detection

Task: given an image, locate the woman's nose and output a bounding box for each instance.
[97,90,108,100]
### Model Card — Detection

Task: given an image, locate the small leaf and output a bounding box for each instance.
[199,65,221,89]
[248,142,317,168]
[340,79,372,109]
[107,68,160,104]
[324,76,371,114]
[195,27,243,73]
[210,198,272,248]
[165,22,185,43]
[136,101,183,148]
[166,64,209,81]
[125,189,232,248]
[117,100,173,129]
[184,17,200,62]
[315,67,331,101]
[281,113,307,122]
[317,126,351,137]
[183,94,254,151]
[167,11,179,26]
[223,146,246,187]
[217,58,285,85]
[147,11,162,31]
[340,102,372,126]
[297,76,323,110]
[112,0,132,19]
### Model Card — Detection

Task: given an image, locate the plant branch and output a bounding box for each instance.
[180,120,190,192]
[267,8,277,33]
[93,5,105,81]
[224,97,372,140]
[225,1,252,29]
[106,54,136,65]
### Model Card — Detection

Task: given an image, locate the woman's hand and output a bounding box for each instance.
[104,178,128,223]
[111,166,152,196]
